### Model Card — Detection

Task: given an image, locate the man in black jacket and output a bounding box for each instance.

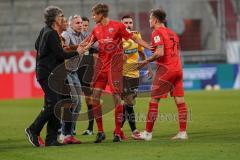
[25,6,87,147]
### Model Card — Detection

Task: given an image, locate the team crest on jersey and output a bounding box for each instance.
[154,36,161,43]
[113,81,120,87]
[109,27,114,33]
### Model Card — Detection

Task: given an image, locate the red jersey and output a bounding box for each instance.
[91,20,133,72]
[151,26,182,71]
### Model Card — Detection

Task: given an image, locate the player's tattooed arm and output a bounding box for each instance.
[137,45,164,70]
[145,45,164,63]
[155,45,164,57]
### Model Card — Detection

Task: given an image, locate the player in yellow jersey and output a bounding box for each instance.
[120,15,153,140]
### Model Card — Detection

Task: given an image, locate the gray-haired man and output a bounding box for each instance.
[25,6,86,147]
[60,15,97,143]
[60,15,83,144]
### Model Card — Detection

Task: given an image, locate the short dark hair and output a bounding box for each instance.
[92,3,109,17]
[150,9,167,24]
[82,16,89,22]
[121,14,133,20]
[44,6,63,26]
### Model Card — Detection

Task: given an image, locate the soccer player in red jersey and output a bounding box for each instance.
[137,9,188,141]
[82,3,152,143]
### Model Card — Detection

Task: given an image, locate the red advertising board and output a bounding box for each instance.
[0,51,43,99]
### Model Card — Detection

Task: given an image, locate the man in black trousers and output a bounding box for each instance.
[25,6,88,147]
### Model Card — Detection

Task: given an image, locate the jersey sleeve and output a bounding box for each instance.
[119,23,133,40]
[151,30,164,48]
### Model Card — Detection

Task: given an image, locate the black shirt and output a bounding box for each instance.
[35,26,78,80]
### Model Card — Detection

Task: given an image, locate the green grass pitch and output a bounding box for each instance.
[0,90,240,160]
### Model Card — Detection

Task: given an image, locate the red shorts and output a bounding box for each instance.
[151,64,184,99]
[92,69,123,94]
[92,54,124,94]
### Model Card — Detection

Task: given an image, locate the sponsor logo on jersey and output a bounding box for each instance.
[124,48,138,54]
[109,27,114,33]
[154,36,161,43]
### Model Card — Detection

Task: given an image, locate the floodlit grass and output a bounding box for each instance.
[0,90,239,160]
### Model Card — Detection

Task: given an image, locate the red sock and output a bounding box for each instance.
[177,103,187,132]
[114,104,123,135]
[92,104,104,132]
[145,102,158,132]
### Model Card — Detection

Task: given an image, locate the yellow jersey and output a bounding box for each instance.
[123,31,144,78]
